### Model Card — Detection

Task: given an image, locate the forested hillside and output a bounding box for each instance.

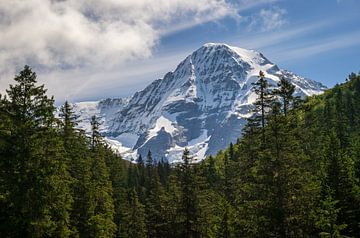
[1,66,359,237]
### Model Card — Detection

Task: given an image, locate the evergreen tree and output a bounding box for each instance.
[59,101,90,236]
[229,142,235,161]
[145,168,166,238]
[90,115,101,149]
[177,149,200,238]
[87,145,117,237]
[122,189,147,238]
[216,199,233,238]
[272,77,295,116]
[252,70,273,143]
[322,131,360,236]
[315,195,347,238]
[2,66,360,238]
[105,149,128,237]
[161,173,182,237]
[224,153,231,199]
[0,66,73,236]
[203,155,219,188]
[145,150,154,196]
[59,101,79,140]
[157,157,170,187]
[0,94,13,234]
[137,154,146,188]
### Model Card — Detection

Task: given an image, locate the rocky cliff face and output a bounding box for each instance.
[73,43,327,163]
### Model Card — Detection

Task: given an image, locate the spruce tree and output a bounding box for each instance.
[252,70,273,142]
[145,167,166,238]
[157,157,170,187]
[137,154,146,189]
[59,101,90,236]
[90,115,102,149]
[203,155,219,188]
[0,65,73,236]
[59,101,79,140]
[104,149,128,237]
[272,77,295,116]
[0,94,13,234]
[123,189,147,238]
[322,131,360,236]
[87,119,117,237]
[178,148,200,238]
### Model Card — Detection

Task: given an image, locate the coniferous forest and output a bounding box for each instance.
[1,65,360,238]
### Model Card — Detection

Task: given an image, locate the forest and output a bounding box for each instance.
[1,66,360,238]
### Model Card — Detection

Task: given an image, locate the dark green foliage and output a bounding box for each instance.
[177,148,201,238]
[272,77,296,115]
[122,189,147,238]
[90,115,102,149]
[252,70,273,142]
[1,67,360,237]
[0,66,72,237]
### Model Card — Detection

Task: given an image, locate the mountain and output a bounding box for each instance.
[73,43,326,163]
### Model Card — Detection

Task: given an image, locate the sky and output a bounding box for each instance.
[0,0,359,104]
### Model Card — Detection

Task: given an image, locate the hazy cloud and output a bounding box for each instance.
[0,0,280,103]
[271,30,360,61]
[248,6,287,32]
[0,0,237,70]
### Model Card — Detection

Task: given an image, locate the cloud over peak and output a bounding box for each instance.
[0,0,237,72]
[247,6,287,32]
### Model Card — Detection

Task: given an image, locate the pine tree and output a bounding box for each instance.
[86,124,117,237]
[229,142,236,161]
[203,155,219,188]
[161,173,182,237]
[0,94,13,234]
[0,65,73,236]
[132,154,147,204]
[137,154,146,188]
[316,196,347,238]
[146,150,154,167]
[216,199,233,238]
[59,101,90,236]
[145,150,154,195]
[90,115,102,149]
[272,77,295,116]
[59,101,79,140]
[223,152,232,202]
[157,157,170,187]
[145,168,166,238]
[236,84,319,237]
[104,149,128,237]
[177,148,200,238]
[322,131,360,236]
[251,70,273,143]
[123,189,147,238]
[334,87,350,146]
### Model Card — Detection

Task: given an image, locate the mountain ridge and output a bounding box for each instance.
[73,43,327,162]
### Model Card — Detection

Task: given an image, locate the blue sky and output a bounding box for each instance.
[0,0,359,103]
[158,0,360,87]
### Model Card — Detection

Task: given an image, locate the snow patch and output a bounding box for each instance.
[105,138,132,154]
[148,115,177,139]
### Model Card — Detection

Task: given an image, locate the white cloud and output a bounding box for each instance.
[0,0,285,103]
[247,6,287,32]
[270,30,360,61]
[38,50,190,104]
[0,0,237,70]
[231,19,335,50]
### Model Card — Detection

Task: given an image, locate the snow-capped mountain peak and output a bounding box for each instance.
[73,43,326,163]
